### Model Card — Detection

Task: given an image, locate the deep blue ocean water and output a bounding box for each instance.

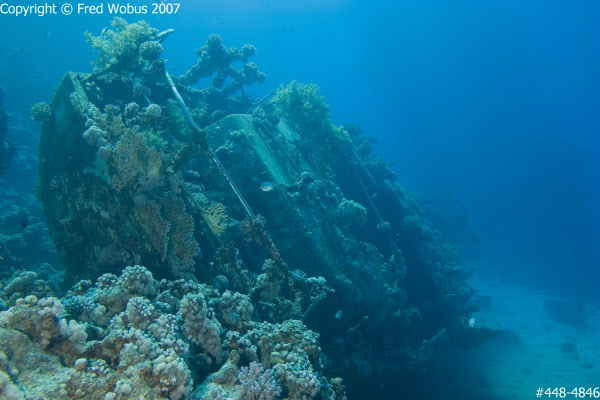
[1,0,599,398]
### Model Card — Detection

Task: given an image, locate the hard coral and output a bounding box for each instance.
[272,81,350,155]
[238,362,281,400]
[179,34,256,87]
[0,265,346,399]
[84,17,159,75]
[30,102,52,122]
[335,199,367,228]
[272,81,329,133]
[179,293,223,361]
[139,40,164,61]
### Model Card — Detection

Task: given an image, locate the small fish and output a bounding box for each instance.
[43,31,51,38]
[371,192,378,199]
[468,317,476,328]
[260,181,276,192]
[335,310,343,320]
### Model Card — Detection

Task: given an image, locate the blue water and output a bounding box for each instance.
[1,0,599,397]
[2,0,598,300]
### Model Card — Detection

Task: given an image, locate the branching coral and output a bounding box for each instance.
[254,259,287,302]
[238,362,281,400]
[179,34,258,86]
[139,40,164,61]
[271,81,350,154]
[178,293,223,361]
[210,290,254,331]
[84,17,159,75]
[272,81,330,133]
[213,242,252,293]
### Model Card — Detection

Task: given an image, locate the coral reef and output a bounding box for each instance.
[0,266,344,400]
[29,17,488,398]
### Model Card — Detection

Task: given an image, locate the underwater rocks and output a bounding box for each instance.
[0,265,345,400]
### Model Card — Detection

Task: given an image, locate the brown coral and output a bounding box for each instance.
[160,196,199,275]
[111,129,162,191]
[134,200,170,261]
